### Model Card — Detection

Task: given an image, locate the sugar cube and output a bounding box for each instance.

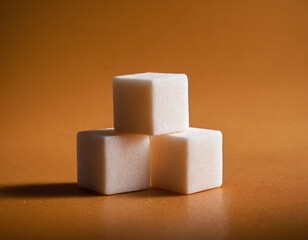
[77,129,150,195]
[150,127,222,194]
[113,72,189,135]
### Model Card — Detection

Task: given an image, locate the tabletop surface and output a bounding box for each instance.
[1,147,307,240]
[0,1,307,239]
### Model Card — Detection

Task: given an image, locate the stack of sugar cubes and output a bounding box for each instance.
[77,73,222,195]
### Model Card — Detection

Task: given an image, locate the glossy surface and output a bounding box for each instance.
[0,0,307,239]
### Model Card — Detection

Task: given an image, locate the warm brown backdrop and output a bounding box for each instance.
[0,0,307,239]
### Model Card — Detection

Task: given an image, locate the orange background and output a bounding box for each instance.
[0,0,307,239]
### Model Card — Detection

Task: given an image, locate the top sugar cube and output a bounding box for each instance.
[113,72,189,135]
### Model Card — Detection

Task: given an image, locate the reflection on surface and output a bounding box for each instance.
[75,187,227,240]
[185,189,227,239]
[0,177,307,240]
[0,184,227,240]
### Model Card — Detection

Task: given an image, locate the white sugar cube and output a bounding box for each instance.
[150,127,223,194]
[77,129,150,195]
[113,72,189,135]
